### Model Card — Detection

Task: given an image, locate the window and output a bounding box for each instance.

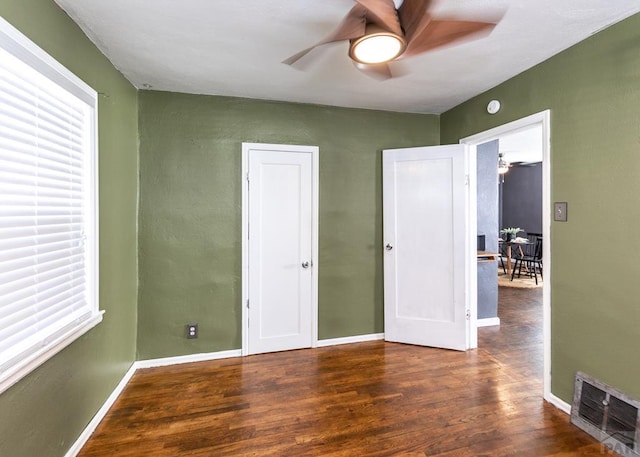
[0,18,101,393]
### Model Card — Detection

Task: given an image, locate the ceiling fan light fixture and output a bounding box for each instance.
[349,26,406,65]
[498,153,510,175]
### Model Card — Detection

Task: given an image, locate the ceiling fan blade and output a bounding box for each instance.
[282,47,317,66]
[283,5,367,66]
[398,0,433,44]
[403,19,497,57]
[353,61,393,80]
[354,0,403,36]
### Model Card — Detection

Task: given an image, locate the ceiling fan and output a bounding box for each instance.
[283,0,502,80]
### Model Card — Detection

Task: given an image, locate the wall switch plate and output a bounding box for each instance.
[554,202,568,222]
[186,323,198,339]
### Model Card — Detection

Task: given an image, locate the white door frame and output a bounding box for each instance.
[460,110,553,404]
[241,142,319,356]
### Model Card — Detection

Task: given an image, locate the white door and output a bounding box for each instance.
[244,143,317,355]
[383,145,470,351]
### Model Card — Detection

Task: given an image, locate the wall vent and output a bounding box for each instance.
[571,371,640,456]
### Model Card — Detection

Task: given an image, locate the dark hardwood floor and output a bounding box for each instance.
[78,288,609,456]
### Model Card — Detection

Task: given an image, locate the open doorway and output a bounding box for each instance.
[473,131,542,323]
[461,110,557,407]
[497,126,544,288]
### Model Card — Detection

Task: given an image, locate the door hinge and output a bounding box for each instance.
[246,299,250,309]
[465,174,470,186]
[246,172,250,182]
[465,309,471,320]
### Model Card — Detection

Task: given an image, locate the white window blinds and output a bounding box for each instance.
[0,18,101,393]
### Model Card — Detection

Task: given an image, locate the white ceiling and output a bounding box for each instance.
[53,0,640,114]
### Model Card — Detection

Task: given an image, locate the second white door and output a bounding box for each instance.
[245,143,316,355]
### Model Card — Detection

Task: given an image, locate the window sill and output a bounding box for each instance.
[0,311,104,395]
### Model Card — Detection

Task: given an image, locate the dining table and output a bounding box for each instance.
[499,238,533,276]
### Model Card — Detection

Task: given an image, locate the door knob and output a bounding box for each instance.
[385,244,393,251]
[301,261,310,269]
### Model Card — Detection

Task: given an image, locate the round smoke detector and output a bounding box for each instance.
[487,100,501,114]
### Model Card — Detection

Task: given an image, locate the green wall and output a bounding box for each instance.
[137,92,439,359]
[441,13,640,402]
[0,2,139,456]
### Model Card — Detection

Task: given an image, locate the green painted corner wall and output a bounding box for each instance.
[137,92,439,359]
[441,13,640,403]
[0,2,139,456]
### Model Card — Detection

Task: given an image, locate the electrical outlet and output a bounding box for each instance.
[186,323,198,339]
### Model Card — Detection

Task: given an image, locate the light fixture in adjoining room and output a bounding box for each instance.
[498,153,510,174]
[498,152,510,182]
[348,25,406,65]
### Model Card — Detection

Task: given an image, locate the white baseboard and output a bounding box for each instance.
[64,363,137,457]
[134,349,242,369]
[316,333,385,347]
[546,392,572,415]
[477,317,501,328]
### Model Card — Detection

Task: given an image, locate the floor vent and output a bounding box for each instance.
[571,371,640,456]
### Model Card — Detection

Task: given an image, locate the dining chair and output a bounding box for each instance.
[498,239,507,274]
[510,233,543,284]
